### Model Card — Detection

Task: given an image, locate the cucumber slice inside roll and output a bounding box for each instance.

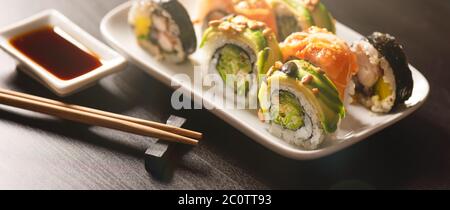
[215,44,253,96]
[270,90,305,131]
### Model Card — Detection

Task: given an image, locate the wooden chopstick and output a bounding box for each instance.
[0,88,202,140]
[0,90,199,146]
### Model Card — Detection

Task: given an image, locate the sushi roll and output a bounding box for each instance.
[280,27,359,101]
[200,15,282,100]
[232,0,279,38]
[128,0,197,63]
[197,0,234,29]
[197,0,336,41]
[197,0,278,34]
[351,32,414,113]
[269,0,336,40]
[258,60,345,150]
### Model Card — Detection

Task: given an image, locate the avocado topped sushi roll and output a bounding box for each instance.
[280,27,359,102]
[351,32,414,113]
[269,0,335,40]
[201,15,282,99]
[128,0,197,63]
[259,60,345,150]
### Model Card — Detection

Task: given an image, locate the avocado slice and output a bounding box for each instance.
[311,3,336,33]
[281,0,315,30]
[257,47,282,82]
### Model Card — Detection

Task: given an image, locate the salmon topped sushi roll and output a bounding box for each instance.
[233,0,279,38]
[280,27,359,101]
[197,0,277,34]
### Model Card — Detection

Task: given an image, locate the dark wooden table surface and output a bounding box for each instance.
[0,0,448,190]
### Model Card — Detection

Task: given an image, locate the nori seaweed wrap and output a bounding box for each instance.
[351,32,414,113]
[128,0,197,63]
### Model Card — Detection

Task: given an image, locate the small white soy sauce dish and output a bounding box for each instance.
[0,10,127,97]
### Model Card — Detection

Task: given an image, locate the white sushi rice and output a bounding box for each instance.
[344,79,356,106]
[352,40,397,113]
[129,0,185,63]
[268,86,325,150]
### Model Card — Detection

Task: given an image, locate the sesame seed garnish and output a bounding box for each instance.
[301,75,313,85]
[256,22,266,28]
[248,21,259,30]
[218,23,231,32]
[274,61,283,70]
[208,20,221,27]
[312,88,320,95]
[263,28,272,36]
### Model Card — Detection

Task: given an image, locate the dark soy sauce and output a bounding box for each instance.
[10,25,102,81]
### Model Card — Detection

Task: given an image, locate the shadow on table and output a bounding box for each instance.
[177,107,450,190]
[0,106,149,159]
[0,66,201,183]
[0,96,198,184]
[0,67,153,159]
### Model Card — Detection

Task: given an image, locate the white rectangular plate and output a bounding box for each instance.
[100,1,430,160]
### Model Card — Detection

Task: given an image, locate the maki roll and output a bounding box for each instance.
[197,0,234,28]
[280,27,358,101]
[128,0,197,63]
[197,0,278,34]
[269,0,336,40]
[232,0,279,38]
[351,32,414,113]
[258,60,345,150]
[197,0,336,41]
[200,15,281,100]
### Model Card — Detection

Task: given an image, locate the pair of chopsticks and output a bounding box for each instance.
[0,88,202,146]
